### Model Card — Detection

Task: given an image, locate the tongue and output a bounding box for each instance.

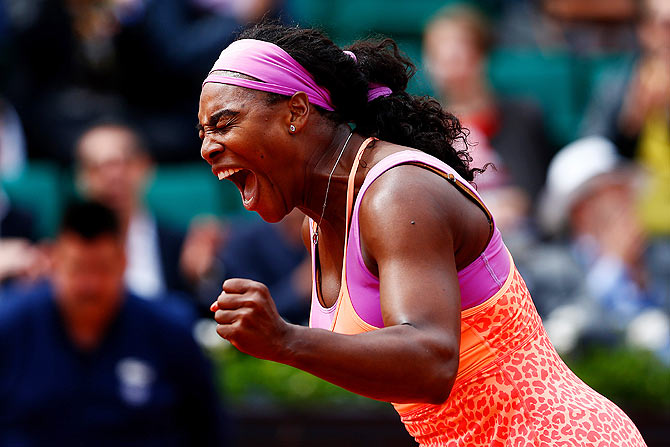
[242,172,258,206]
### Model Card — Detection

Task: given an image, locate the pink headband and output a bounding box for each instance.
[203,39,392,111]
[367,83,393,101]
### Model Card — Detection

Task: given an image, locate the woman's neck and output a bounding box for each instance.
[300,125,359,227]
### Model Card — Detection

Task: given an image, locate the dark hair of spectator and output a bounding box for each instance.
[235,21,483,182]
[60,200,121,240]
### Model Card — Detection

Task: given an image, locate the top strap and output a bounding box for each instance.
[345,137,378,239]
[349,149,494,249]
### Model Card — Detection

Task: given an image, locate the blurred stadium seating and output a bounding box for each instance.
[1,162,250,238]
[2,0,633,239]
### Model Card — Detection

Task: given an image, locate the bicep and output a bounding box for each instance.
[359,169,462,340]
[378,241,461,333]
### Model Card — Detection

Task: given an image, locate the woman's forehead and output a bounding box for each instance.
[199,83,261,119]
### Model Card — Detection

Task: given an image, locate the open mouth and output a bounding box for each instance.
[216,167,258,209]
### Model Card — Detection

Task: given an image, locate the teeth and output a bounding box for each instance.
[217,168,242,180]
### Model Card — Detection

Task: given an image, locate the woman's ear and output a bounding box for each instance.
[285,91,310,134]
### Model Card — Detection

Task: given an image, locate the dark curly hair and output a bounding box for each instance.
[237,21,482,181]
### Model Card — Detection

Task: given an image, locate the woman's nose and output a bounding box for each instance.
[200,137,224,163]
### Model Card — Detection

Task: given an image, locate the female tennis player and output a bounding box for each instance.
[200,21,647,446]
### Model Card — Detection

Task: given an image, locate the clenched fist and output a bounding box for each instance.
[210,278,292,361]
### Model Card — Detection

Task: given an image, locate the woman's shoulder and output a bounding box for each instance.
[358,158,469,221]
[355,156,470,246]
[356,143,492,267]
[359,142,476,206]
[365,142,469,185]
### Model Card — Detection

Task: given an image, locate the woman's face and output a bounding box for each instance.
[198,83,298,222]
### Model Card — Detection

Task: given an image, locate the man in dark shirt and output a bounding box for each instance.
[0,201,225,446]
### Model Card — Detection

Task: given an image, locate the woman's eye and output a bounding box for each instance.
[204,126,221,135]
[219,116,238,131]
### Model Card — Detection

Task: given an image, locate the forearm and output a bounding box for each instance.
[213,279,459,404]
[278,323,458,404]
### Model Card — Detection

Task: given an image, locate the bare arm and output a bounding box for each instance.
[213,166,483,404]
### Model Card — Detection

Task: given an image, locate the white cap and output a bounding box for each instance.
[539,136,622,234]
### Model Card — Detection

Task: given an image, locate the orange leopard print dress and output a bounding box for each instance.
[309,142,647,446]
[394,266,647,446]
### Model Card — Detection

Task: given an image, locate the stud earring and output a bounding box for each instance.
[289,124,296,133]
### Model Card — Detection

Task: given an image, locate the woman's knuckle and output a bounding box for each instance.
[243,296,260,309]
[251,281,268,294]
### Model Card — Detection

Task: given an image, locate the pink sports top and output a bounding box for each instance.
[309,143,510,330]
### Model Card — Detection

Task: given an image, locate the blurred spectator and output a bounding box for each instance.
[181,209,311,324]
[423,3,553,235]
[581,0,669,155]
[495,0,637,53]
[0,234,45,289]
[3,0,285,162]
[75,121,189,301]
[0,200,225,446]
[0,98,26,180]
[581,0,670,314]
[4,0,126,161]
[0,97,32,241]
[0,97,47,289]
[523,136,669,362]
[114,0,285,161]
